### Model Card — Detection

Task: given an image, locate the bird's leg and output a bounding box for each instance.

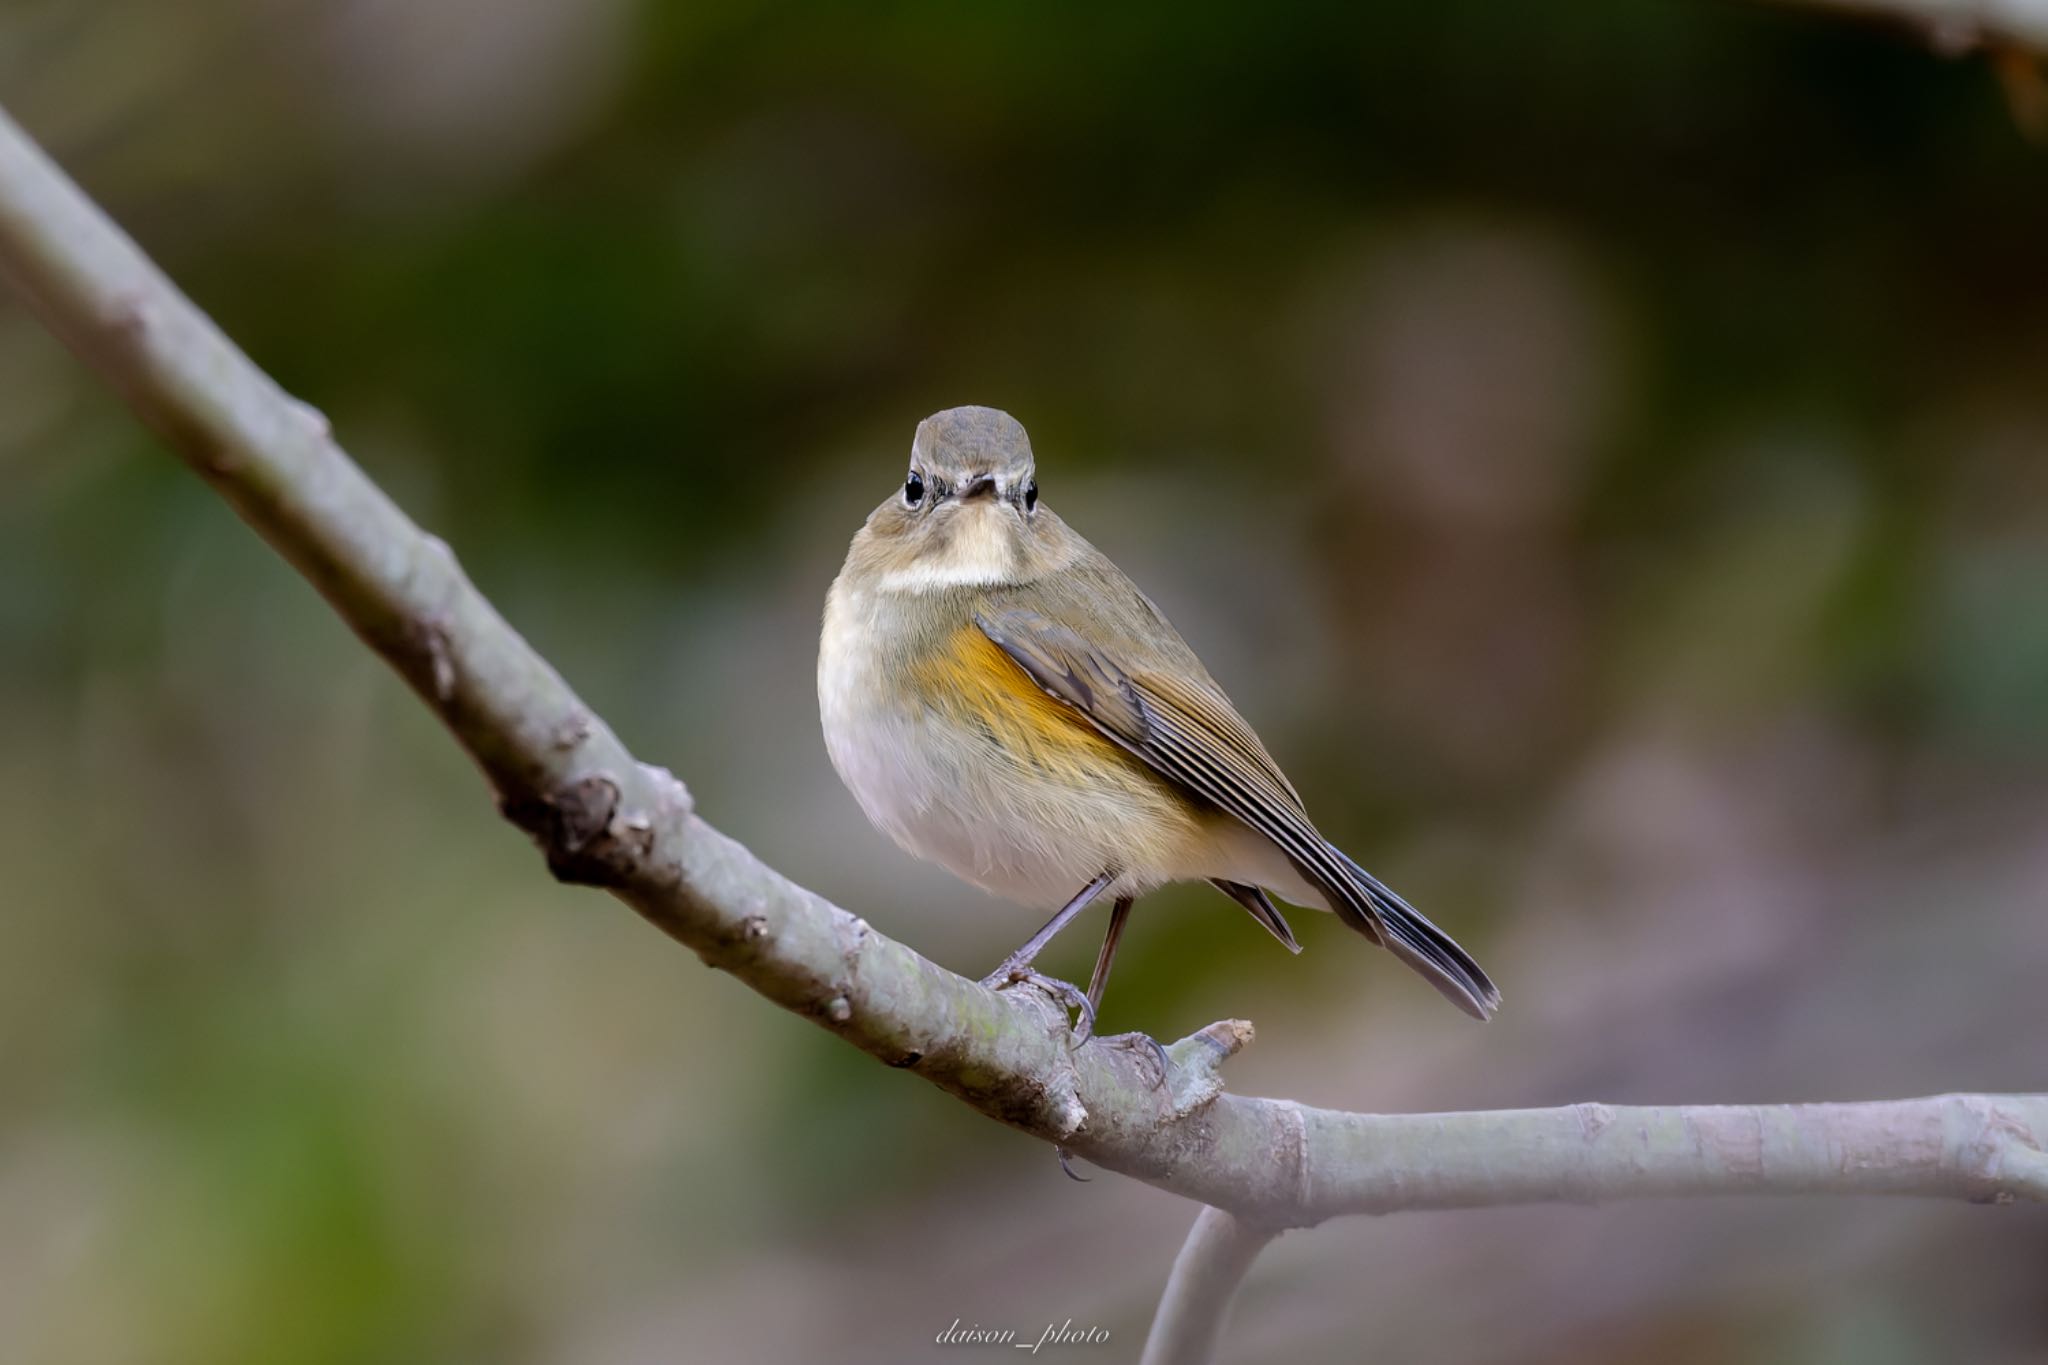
[1084,896,1134,1022]
[1026,890,1163,1181]
[983,871,1116,981]
[980,871,1116,1035]
[1077,895,1170,1087]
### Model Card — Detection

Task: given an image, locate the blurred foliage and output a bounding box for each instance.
[2,2,2046,1362]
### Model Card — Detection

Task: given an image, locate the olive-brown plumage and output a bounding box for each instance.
[819,405,1499,1022]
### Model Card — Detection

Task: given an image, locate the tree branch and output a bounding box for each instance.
[1142,1207,1280,1365]
[3,105,2045,1242]
[1772,0,2048,54]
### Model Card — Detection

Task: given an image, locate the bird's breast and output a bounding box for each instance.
[819,580,1205,907]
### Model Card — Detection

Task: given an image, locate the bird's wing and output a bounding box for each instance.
[975,601,1500,1019]
[971,605,1380,944]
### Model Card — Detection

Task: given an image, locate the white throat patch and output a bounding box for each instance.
[876,508,1018,592]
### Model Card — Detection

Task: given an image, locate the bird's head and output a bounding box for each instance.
[852,406,1049,593]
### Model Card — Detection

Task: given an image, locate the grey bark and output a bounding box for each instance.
[3,102,2045,1365]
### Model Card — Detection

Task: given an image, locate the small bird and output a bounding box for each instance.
[818,406,1499,1037]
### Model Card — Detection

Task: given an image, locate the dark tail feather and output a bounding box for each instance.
[1210,879,1303,954]
[1319,845,1501,1021]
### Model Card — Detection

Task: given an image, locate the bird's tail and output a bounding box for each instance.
[1317,844,1501,1020]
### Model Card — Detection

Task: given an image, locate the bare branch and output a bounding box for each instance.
[1142,1207,1280,1365]
[1772,0,2048,54]
[2,106,2045,1238]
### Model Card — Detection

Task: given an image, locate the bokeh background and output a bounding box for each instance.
[4,2,2047,1361]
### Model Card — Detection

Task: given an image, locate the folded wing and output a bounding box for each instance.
[974,604,1499,1019]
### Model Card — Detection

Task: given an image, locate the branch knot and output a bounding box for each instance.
[501,773,646,887]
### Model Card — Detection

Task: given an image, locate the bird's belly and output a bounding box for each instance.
[825,703,1207,908]
[820,608,1207,909]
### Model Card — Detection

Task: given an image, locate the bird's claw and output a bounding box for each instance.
[980,966,1097,1042]
[1044,1034,1164,1181]
[1093,1030,1171,1090]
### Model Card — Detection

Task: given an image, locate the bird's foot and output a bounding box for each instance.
[979,965,1097,1042]
[1045,1036,1165,1182]
[1092,1030,1171,1090]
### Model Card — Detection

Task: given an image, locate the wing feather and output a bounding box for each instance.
[973,604,1498,1018]
[1136,669,1303,808]
[973,606,1381,941]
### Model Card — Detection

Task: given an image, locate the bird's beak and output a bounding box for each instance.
[960,473,998,501]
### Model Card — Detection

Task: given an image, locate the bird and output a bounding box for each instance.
[817,405,1499,1041]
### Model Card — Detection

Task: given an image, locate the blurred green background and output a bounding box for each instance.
[3,2,2047,1361]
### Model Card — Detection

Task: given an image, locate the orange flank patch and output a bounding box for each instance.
[915,625,1138,782]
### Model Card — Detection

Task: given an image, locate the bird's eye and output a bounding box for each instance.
[904,470,925,506]
[1023,478,1039,512]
